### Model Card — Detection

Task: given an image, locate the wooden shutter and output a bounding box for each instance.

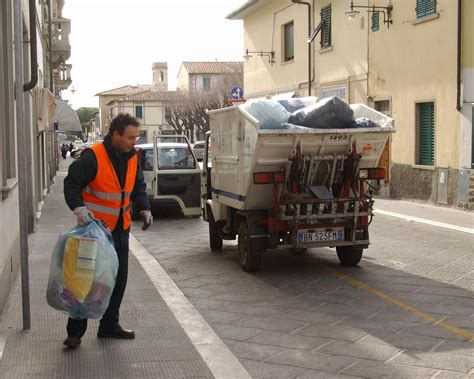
[320,4,331,48]
[416,0,436,18]
[419,102,435,166]
[371,12,379,32]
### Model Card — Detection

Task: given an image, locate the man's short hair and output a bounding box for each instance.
[109,113,140,136]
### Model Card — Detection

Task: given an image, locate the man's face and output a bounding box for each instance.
[111,125,139,153]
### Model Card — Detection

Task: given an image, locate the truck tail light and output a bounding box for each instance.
[273,172,285,183]
[359,167,386,180]
[254,171,285,184]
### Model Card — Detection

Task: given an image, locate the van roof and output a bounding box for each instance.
[135,142,189,150]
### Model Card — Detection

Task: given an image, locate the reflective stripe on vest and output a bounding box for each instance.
[82,143,137,231]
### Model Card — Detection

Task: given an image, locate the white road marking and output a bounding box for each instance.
[374,209,474,234]
[129,234,251,379]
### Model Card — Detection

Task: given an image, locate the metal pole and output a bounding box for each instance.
[14,0,31,330]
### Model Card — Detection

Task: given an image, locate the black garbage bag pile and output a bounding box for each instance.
[286,96,379,129]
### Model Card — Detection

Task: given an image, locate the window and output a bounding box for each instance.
[136,130,147,145]
[374,100,391,116]
[158,146,196,170]
[371,12,379,32]
[203,77,211,91]
[159,71,164,82]
[320,4,331,49]
[283,21,294,62]
[135,104,143,118]
[416,0,436,19]
[417,102,435,166]
[1,0,17,192]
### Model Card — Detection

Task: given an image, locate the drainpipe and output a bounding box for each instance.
[23,0,38,92]
[14,0,31,330]
[456,0,462,111]
[292,0,312,96]
[48,0,53,92]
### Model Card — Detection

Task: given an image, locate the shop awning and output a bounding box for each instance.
[52,100,82,132]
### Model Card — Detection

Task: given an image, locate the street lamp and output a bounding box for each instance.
[243,49,275,65]
[345,0,393,28]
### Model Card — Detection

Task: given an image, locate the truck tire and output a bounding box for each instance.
[238,222,261,272]
[336,246,363,266]
[208,208,223,252]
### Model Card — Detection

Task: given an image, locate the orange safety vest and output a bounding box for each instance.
[82,143,137,231]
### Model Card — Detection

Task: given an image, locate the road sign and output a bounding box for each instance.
[230,86,244,100]
[229,99,246,106]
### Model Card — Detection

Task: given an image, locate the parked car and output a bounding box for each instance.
[192,141,205,161]
[135,138,201,217]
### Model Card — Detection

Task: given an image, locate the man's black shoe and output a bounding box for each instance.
[97,324,135,339]
[63,336,81,349]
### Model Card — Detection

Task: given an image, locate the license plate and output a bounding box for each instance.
[298,228,344,243]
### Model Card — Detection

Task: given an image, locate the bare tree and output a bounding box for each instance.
[167,73,243,143]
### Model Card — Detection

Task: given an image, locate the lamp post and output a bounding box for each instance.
[345,0,393,28]
[243,49,275,65]
[291,0,312,96]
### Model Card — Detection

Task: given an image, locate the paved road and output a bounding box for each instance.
[133,207,474,378]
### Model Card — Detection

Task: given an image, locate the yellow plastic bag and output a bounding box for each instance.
[63,236,98,303]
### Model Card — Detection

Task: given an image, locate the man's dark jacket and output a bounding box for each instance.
[64,135,150,230]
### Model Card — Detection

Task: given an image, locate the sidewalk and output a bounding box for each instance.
[0,158,215,378]
[374,197,474,233]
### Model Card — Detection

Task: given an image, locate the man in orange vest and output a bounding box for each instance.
[63,113,152,349]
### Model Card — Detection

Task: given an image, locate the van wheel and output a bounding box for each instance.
[336,246,363,266]
[208,208,223,251]
[238,222,261,272]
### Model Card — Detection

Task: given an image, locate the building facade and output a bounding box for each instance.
[177,61,243,94]
[0,0,72,314]
[228,0,473,208]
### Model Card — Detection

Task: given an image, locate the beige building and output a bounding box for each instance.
[107,90,179,144]
[1,0,72,314]
[177,61,243,93]
[228,0,473,208]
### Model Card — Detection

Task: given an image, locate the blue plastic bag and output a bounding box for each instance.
[46,219,119,319]
[241,99,290,129]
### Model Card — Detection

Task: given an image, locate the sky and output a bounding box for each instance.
[61,0,247,109]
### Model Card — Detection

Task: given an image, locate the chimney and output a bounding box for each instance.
[152,62,168,91]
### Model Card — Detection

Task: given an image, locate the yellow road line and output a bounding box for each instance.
[320,265,474,342]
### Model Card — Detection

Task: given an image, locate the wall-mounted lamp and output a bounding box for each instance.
[243,49,275,65]
[345,0,393,28]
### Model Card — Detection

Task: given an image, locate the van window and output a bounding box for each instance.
[141,149,154,171]
[158,147,196,170]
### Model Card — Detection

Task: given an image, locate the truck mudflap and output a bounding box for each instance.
[269,196,372,249]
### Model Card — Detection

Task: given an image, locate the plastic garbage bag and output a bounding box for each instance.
[288,96,354,129]
[350,103,393,129]
[46,219,118,319]
[355,117,379,128]
[241,99,290,129]
[277,96,317,113]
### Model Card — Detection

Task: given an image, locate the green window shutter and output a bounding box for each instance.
[320,4,331,48]
[426,0,436,15]
[416,0,436,18]
[284,22,294,61]
[419,102,435,166]
[135,105,143,118]
[371,12,379,32]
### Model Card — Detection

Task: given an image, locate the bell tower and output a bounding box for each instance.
[152,62,168,91]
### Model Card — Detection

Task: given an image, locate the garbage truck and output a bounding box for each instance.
[201,99,394,272]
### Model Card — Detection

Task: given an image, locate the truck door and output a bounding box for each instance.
[201,132,212,220]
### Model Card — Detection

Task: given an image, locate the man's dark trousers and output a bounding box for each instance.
[67,229,130,337]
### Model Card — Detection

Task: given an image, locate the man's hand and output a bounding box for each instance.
[140,210,153,230]
[74,206,93,226]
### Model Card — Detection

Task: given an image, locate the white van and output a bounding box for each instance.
[135,134,201,217]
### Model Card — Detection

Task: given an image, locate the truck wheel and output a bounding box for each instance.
[208,208,223,252]
[336,246,363,266]
[238,222,261,272]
